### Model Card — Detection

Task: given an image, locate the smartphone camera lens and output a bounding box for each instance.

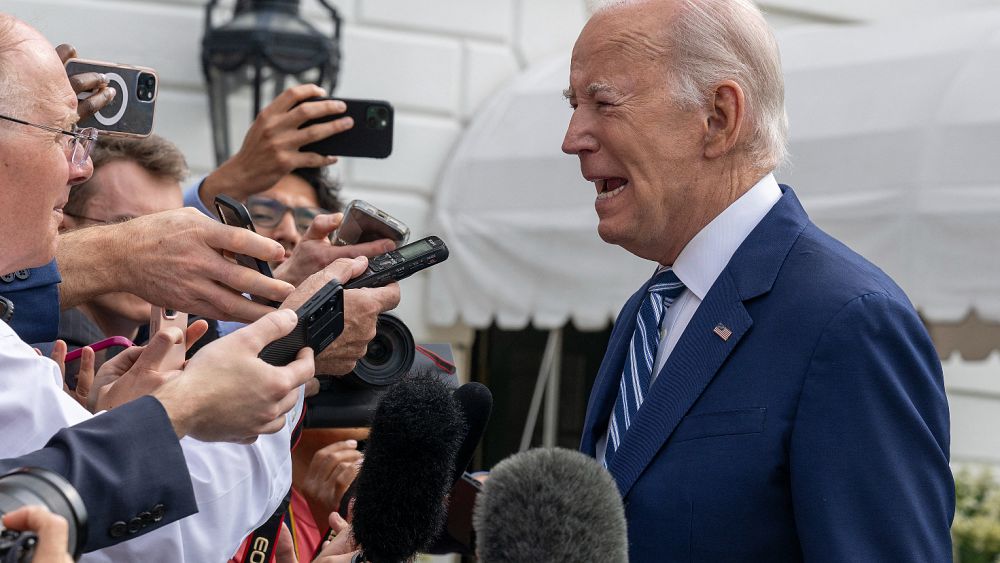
[137,72,156,102]
[366,106,389,130]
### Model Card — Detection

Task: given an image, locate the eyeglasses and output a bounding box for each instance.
[0,113,99,167]
[247,196,327,234]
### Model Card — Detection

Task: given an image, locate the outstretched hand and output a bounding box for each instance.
[273,212,395,288]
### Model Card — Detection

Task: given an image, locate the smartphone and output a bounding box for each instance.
[64,336,134,389]
[298,97,393,158]
[259,278,345,366]
[345,236,448,289]
[331,199,409,247]
[149,306,188,369]
[64,58,157,138]
[214,194,276,277]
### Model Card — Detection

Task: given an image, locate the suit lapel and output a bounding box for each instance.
[606,185,812,497]
[607,271,751,495]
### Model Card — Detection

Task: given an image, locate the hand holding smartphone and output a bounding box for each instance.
[297,97,394,158]
[149,306,188,370]
[331,199,409,247]
[64,58,158,137]
[64,336,134,390]
[345,236,448,289]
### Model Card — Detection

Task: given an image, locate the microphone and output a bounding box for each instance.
[349,372,466,563]
[425,382,493,555]
[472,447,628,563]
[449,382,493,485]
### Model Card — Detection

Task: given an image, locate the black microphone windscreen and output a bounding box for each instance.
[472,447,628,563]
[351,372,466,563]
[450,382,492,485]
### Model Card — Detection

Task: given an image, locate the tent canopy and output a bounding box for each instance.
[428,10,1000,330]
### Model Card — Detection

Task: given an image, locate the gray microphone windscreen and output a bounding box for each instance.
[473,447,628,563]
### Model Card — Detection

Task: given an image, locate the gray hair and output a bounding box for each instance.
[596,0,788,169]
[0,14,30,119]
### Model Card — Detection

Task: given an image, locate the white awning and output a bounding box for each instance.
[427,9,1000,329]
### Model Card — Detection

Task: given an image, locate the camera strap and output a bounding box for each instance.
[236,404,307,563]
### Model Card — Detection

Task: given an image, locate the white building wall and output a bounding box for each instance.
[3,0,994,465]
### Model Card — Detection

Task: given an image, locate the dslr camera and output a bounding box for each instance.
[0,468,87,562]
[304,313,458,428]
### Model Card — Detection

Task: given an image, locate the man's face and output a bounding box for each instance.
[0,21,92,274]
[561,2,708,264]
[64,159,183,324]
[253,174,321,264]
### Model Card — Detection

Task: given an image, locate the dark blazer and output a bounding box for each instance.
[0,260,60,344]
[0,396,197,552]
[581,187,953,562]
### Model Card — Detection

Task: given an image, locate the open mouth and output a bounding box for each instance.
[595,177,628,200]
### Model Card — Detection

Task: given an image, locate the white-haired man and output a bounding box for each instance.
[564,1,953,561]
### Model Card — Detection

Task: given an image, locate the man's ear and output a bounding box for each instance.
[703,80,745,160]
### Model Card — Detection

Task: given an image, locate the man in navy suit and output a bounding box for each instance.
[563,0,953,560]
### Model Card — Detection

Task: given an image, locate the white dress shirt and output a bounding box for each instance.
[597,173,782,465]
[0,320,302,563]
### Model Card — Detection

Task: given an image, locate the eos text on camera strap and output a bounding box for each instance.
[237,404,306,563]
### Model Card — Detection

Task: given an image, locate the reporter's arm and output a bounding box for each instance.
[199,84,352,209]
[55,208,293,322]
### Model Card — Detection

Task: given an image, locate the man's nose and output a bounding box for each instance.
[562,112,597,155]
[68,157,94,186]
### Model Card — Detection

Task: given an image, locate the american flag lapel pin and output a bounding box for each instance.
[713,323,733,341]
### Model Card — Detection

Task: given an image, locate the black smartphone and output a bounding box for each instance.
[259,279,345,366]
[345,236,448,289]
[331,199,409,246]
[64,58,157,138]
[214,194,275,279]
[298,97,393,158]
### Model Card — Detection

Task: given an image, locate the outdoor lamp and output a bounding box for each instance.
[201,0,341,166]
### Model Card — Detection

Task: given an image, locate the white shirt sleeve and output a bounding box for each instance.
[0,322,297,563]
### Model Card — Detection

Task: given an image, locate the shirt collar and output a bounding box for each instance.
[668,173,782,300]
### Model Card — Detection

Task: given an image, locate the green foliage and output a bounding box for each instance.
[953,466,1000,563]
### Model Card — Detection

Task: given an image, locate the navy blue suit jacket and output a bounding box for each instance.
[581,187,953,562]
[0,397,197,552]
[0,260,60,344]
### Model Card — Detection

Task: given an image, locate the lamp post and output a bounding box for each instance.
[201,0,341,166]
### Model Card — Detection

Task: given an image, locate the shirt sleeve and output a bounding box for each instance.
[183,177,216,218]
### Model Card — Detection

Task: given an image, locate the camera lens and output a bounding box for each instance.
[137,73,156,102]
[366,116,378,128]
[376,107,388,118]
[0,468,88,560]
[348,313,414,387]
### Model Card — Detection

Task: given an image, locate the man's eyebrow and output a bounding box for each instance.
[585,82,621,96]
[562,87,574,100]
[56,109,79,131]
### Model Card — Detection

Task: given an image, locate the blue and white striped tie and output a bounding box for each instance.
[605,268,686,467]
